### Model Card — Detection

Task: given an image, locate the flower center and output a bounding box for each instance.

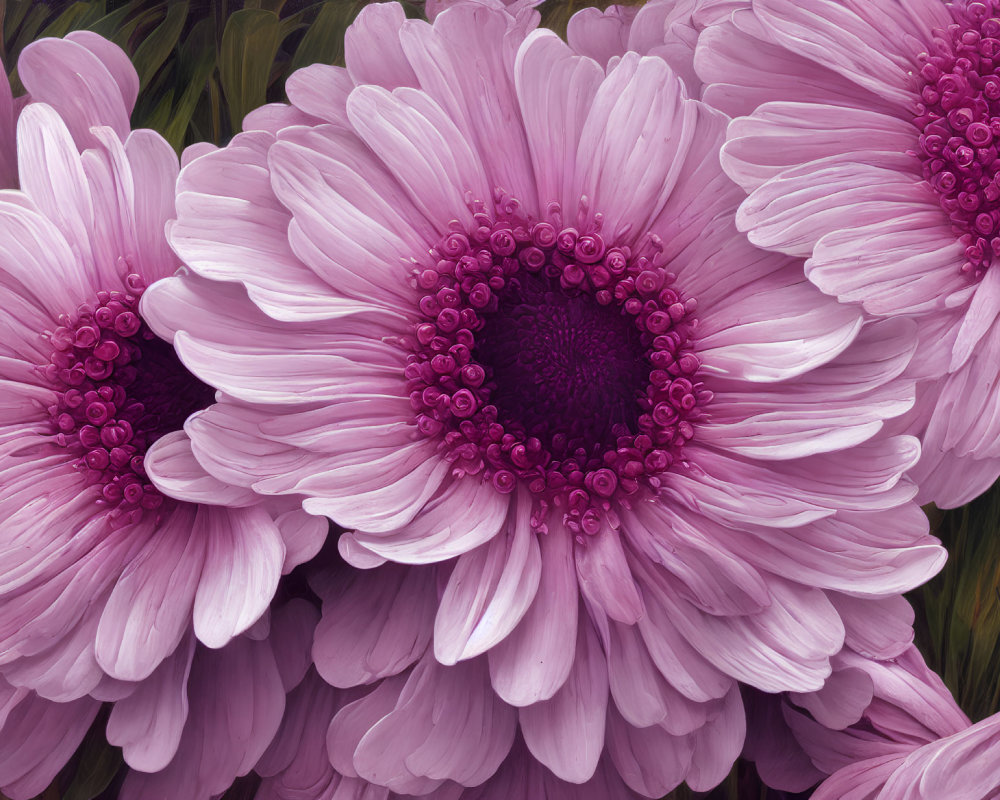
[916,0,1000,278]
[406,196,711,537]
[44,272,215,527]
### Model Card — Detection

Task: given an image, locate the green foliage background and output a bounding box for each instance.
[0,0,995,798]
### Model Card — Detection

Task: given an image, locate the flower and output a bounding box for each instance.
[743,644,992,799]
[0,33,326,706]
[0,591,318,800]
[0,677,100,800]
[697,0,1000,507]
[146,1,944,793]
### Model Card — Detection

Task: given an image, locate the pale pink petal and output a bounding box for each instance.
[722,101,918,193]
[737,156,932,259]
[145,429,260,507]
[567,6,635,67]
[95,504,205,681]
[344,3,419,90]
[605,706,693,797]
[0,692,100,800]
[123,128,180,282]
[286,63,355,126]
[789,666,874,731]
[269,123,432,307]
[515,29,604,217]
[312,563,435,687]
[488,523,578,706]
[831,593,915,660]
[400,5,537,209]
[192,504,285,648]
[606,619,712,733]
[686,686,745,791]
[753,0,922,111]
[434,491,541,664]
[696,14,900,118]
[346,85,491,232]
[349,474,510,564]
[18,35,134,148]
[169,130,356,321]
[520,619,608,783]
[655,575,844,693]
[806,214,966,318]
[119,636,284,800]
[353,657,517,791]
[574,520,644,625]
[700,318,917,459]
[106,633,195,772]
[575,52,698,244]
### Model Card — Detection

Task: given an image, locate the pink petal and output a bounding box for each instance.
[18,35,133,148]
[95,504,205,681]
[515,29,604,217]
[520,619,608,783]
[344,3,419,90]
[575,52,697,244]
[119,636,284,799]
[575,521,644,625]
[145,430,260,507]
[286,63,354,125]
[722,101,918,193]
[605,705,693,797]
[700,317,917,459]
[488,521,578,705]
[354,657,517,791]
[831,593,915,660]
[106,633,195,771]
[753,0,922,111]
[434,491,541,664]
[312,563,435,687]
[0,693,100,800]
[193,504,285,648]
[349,474,511,564]
[345,85,490,233]
[400,4,537,211]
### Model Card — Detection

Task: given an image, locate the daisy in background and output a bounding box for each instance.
[0,31,326,799]
[144,1,946,795]
[744,644,1000,799]
[697,0,1000,507]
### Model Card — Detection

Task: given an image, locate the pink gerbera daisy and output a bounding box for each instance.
[697,0,1000,506]
[0,33,326,707]
[744,644,995,799]
[145,1,944,794]
[0,590,318,800]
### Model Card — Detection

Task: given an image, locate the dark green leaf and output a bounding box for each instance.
[218,7,284,131]
[288,0,363,73]
[131,0,188,89]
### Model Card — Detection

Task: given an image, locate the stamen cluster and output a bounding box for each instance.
[44,271,214,527]
[405,195,711,537]
[916,0,1000,277]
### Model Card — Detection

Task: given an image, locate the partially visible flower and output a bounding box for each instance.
[566,0,703,93]
[697,0,1000,507]
[425,0,542,22]
[744,645,975,797]
[0,34,326,706]
[0,677,100,800]
[147,1,942,794]
[110,594,319,800]
[0,591,318,800]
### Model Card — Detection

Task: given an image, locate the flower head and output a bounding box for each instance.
[0,34,326,707]
[697,0,1000,507]
[744,644,989,800]
[147,2,944,793]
